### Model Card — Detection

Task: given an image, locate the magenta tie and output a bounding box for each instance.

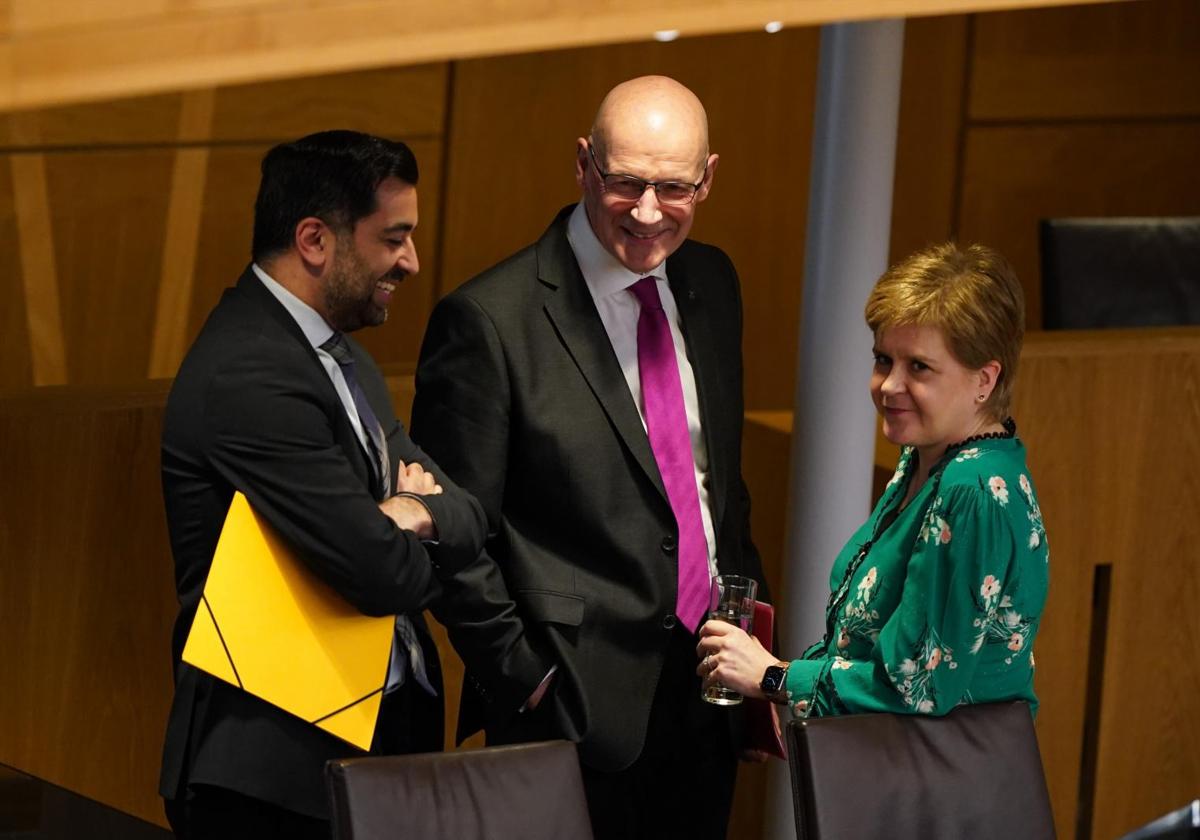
[629,276,710,633]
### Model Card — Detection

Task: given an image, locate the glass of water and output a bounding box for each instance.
[701,574,757,706]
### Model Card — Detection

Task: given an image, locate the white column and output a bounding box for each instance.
[762,18,905,840]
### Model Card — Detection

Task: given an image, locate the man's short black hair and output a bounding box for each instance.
[251,130,419,262]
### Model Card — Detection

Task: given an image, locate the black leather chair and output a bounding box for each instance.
[1039,216,1200,329]
[1119,801,1200,839]
[786,701,1055,840]
[326,740,593,840]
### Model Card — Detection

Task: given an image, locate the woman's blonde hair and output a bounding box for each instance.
[864,243,1025,422]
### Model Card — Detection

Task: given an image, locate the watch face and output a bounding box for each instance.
[762,665,786,693]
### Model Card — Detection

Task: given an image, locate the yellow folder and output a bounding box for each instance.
[182,492,394,750]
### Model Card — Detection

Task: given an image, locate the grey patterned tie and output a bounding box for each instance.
[320,332,434,697]
[320,332,391,498]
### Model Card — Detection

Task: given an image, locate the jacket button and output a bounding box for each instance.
[662,614,678,629]
[661,535,677,553]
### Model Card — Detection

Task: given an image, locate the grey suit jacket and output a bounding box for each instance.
[413,207,767,772]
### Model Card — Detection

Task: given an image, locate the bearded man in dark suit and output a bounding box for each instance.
[411,76,768,840]
[159,131,486,839]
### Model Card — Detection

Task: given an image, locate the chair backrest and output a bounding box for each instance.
[1119,801,1200,840]
[786,701,1055,840]
[326,740,593,840]
[1039,216,1200,329]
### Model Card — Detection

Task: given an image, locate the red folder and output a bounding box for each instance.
[745,600,787,760]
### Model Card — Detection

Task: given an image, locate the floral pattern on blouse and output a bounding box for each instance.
[921,496,952,545]
[1019,473,1048,555]
[782,432,1049,720]
[971,576,1036,664]
[988,476,1009,506]
[886,626,957,713]
[834,565,884,650]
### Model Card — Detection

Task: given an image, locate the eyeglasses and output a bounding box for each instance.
[586,144,705,206]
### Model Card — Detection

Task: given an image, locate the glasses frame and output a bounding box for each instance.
[586,143,706,206]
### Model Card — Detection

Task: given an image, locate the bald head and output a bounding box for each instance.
[575,76,718,274]
[591,75,710,164]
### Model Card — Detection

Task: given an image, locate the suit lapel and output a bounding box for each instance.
[537,214,668,503]
[669,256,730,539]
[237,267,384,499]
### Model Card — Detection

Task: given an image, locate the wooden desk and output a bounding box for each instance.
[0,382,176,826]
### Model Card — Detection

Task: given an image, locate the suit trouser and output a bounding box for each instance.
[579,625,738,840]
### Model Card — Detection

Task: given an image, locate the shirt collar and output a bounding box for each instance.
[566,201,667,299]
[252,262,336,350]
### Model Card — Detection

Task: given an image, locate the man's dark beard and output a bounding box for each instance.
[323,243,389,333]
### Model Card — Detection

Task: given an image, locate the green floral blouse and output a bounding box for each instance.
[783,430,1049,719]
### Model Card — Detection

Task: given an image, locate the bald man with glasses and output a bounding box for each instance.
[412,76,767,840]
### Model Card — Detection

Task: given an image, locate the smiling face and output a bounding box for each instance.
[871,323,999,464]
[577,137,713,274]
[575,76,717,275]
[322,176,419,332]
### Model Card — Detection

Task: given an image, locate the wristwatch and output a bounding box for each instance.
[760,661,791,704]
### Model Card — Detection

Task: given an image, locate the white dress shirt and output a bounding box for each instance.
[566,203,718,577]
[252,263,375,459]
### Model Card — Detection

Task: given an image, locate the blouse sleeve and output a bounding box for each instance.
[783,480,1021,717]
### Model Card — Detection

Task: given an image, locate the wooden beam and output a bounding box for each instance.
[148,89,214,380]
[10,148,67,385]
[0,0,1121,112]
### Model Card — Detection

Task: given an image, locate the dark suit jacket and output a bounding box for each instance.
[159,267,487,818]
[411,206,767,773]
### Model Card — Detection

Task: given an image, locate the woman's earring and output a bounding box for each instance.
[977,394,986,402]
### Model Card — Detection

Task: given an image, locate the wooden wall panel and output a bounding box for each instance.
[0,155,34,389]
[957,122,1200,330]
[1013,345,1101,839]
[971,0,1200,120]
[45,149,175,385]
[440,52,595,289]
[0,384,177,828]
[888,13,968,264]
[0,92,183,147]
[148,90,214,379]
[0,64,455,386]
[1082,334,1200,839]
[1015,329,1200,840]
[886,0,1200,346]
[742,411,793,604]
[442,29,819,410]
[185,144,261,344]
[695,30,818,412]
[208,64,447,142]
[9,152,66,385]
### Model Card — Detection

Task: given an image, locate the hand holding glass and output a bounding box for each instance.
[701,574,757,706]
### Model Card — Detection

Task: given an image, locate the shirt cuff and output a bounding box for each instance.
[393,491,440,544]
[783,658,826,718]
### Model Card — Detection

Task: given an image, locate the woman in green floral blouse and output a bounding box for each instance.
[697,243,1048,719]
